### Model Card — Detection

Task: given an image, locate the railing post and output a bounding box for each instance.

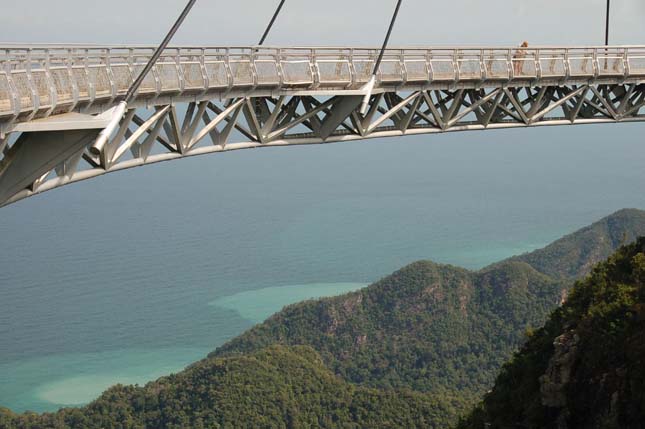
[339,49,351,89]
[592,48,600,79]
[453,49,460,83]
[399,49,407,86]
[200,48,209,90]
[348,48,356,88]
[623,48,630,78]
[105,48,117,101]
[85,49,96,104]
[311,48,320,89]
[127,48,135,88]
[151,52,162,96]
[224,48,234,90]
[374,49,383,85]
[47,50,58,113]
[68,48,79,110]
[479,49,487,82]
[250,48,259,90]
[4,49,21,118]
[25,49,40,119]
[176,48,185,93]
[276,48,284,87]
[426,49,433,84]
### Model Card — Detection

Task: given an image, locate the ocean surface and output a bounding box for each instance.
[1,123,645,412]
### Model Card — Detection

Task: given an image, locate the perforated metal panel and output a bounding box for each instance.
[181,62,204,89]
[539,52,567,77]
[50,68,73,103]
[10,71,33,111]
[404,58,428,83]
[254,60,280,86]
[281,60,313,86]
[72,67,90,99]
[157,63,180,92]
[430,55,456,81]
[379,59,403,84]
[317,60,351,86]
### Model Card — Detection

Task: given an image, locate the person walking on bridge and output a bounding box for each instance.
[513,41,529,77]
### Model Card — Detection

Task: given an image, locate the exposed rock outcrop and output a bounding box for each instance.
[539,330,579,408]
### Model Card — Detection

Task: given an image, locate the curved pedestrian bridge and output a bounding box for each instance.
[1,45,644,206]
[1,45,645,119]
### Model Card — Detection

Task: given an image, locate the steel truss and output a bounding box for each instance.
[0,82,644,206]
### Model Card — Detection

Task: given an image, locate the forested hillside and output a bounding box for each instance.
[458,238,645,428]
[0,346,458,429]
[215,260,563,407]
[2,209,645,428]
[213,209,645,422]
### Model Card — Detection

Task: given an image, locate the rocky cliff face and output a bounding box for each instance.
[459,238,645,429]
[539,330,579,409]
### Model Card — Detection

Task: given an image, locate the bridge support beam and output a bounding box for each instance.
[319,96,363,140]
[0,129,100,205]
[0,82,644,208]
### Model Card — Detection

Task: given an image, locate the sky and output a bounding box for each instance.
[1,0,645,47]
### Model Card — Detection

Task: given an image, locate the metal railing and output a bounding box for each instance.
[2,45,645,119]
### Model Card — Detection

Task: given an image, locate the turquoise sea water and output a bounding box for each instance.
[209,283,368,323]
[1,123,645,412]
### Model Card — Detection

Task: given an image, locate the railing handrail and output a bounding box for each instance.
[3,46,644,61]
[2,44,644,125]
[2,43,645,49]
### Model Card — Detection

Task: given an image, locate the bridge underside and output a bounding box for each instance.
[1,82,644,206]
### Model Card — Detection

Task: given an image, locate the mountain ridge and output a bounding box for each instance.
[3,208,645,428]
[507,208,645,279]
[212,208,645,420]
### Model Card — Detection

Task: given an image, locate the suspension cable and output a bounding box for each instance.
[124,0,198,104]
[92,0,198,156]
[359,0,404,114]
[373,0,404,75]
[259,0,286,45]
[605,0,611,45]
